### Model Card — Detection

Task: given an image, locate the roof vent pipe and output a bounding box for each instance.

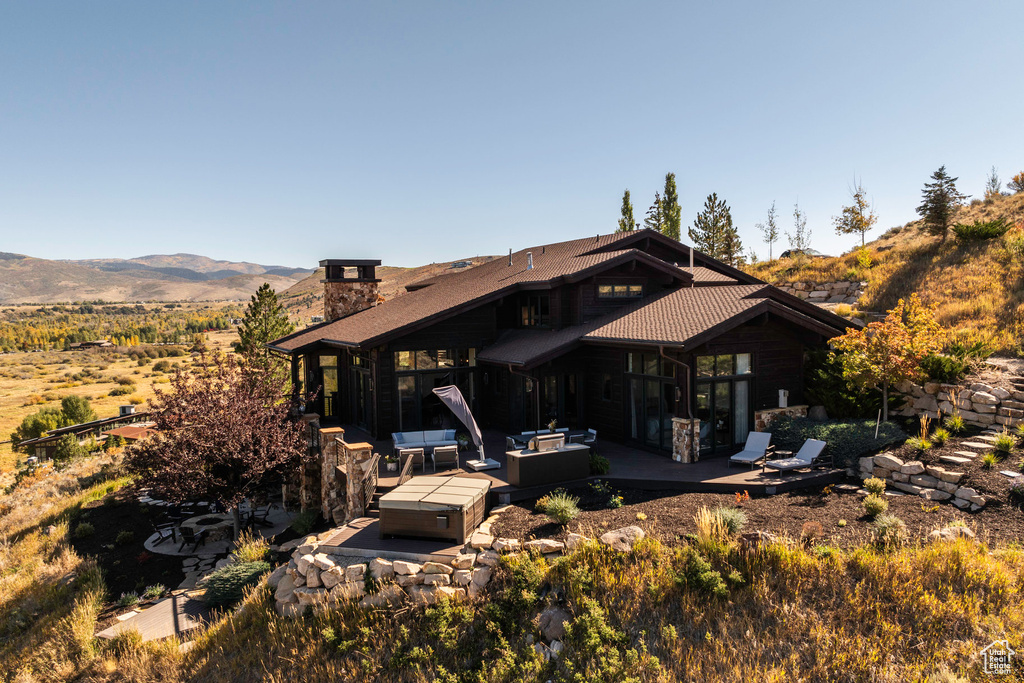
[508,249,512,266]
[526,252,534,270]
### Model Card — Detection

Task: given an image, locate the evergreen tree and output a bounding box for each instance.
[59,395,96,426]
[617,189,636,232]
[916,165,969,242]
[689,193,743,264]
[236,283,295,385]
[643,192,664,232]
[832,182,878,247]
[661,173,681,240]
[53,434,85,469]
[787,203,812,254]
[755,202,780,260]
[984,166,1002,199]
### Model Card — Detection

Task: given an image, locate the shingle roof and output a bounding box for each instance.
[270,231,706,352]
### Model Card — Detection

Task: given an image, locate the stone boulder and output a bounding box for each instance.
[320,566,345,589]
[538,606,572,641]
[451,553,476,570]
[927,526,976,543]
[422,561,453,575]
[598,526,645,552]
[873,454,904,471]
[369,558,394,580]
[393,560,422,575]
[524,539,565,554]
[266,565,288,590]
[492,538,521,553]
[900,461,925,475]
[345,563,367,582]
[358,584,406,609]
[565,533,590,551]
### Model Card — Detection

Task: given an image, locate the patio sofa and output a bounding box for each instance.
[392,429,457,455]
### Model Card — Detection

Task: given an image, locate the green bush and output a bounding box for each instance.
[115,530,134,546]
[770,416,906,469]
[675,545,729,599]
[203,560,271,607]
[142,584,165,600]
[906,437,932,452]
[152,360,171,373]
[931,428,950,446]
[863,477,886,496]
[118,592,140,608]
[108,386,135,397]
[980,452,998,469]
[804,350,891,419]
[920,354,970,383]
[863,494,888,518]
[73,522,95,538]
[944,414,966,434]
[952,218,1011,241]
[993,433,1015,454]
[289,509,319,536]
[537,490,580,525]
[589,453,610,475]
[714,506,747,536]
[871,514,907,547]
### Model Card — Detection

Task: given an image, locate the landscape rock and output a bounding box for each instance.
[453,569,473,586]
[305,567,322,588]
[471,567,492,586]
[274,574,297,603]
[492,538,521,553]
[524,539,565,554]
[330,582,366,601]
[991,387,1012,400]
[873,454,904,470]
[266,565,288,590]
[972,392,999,405]
[890,472,910,483]
[477,550,500,567]
[396,573,425,587]
[313,553,336,571]
[345,563,367,582]
[407,585,438,605]
[393,560,422,575]
[538,606,572,641]
[599,526,645,552]
[320,566,345,589]
[451,553,476,570]
[549,640,564,658]
[437,586,466,601]
[565,533,590,551]
[422,561,453,575]
[369,558,394,580]
[910,474,939,488]
[927,525,976,543]
[469,532,494,549]
[295,554,315,575]
[275,601,305,618]
[358,584,407,609]
[920,489,952,501]
[294,586,327,605]
[954,487,979,500]
[900,461,925,475]
[423,573,451,586]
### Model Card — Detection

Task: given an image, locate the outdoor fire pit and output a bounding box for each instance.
[180,513,233,543]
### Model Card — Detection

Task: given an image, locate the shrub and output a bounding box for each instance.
[108,386,134,397]
[538,490,580,525]
[290,509,319,536]
[931,427,950,446]
[695,506,746,540]
[944,414,966,434]
[993,432,1015,455]
[770,416,906,469]
[863,477,886,496]
[73,522,95,538]
[203,561,271,607]
[117,592,140,608]
[674,545,729,599]
[952,218,1011,241]
[906,437,932,452]
[608,494,623,509]
[152,360,171,373]
[232,529,269,564]
[589,453,610,475]
[920,354,970,383]
[871,513,907,547]
[115,530,134,546]
[1016,423,1024,441]
[114,376,135,386]
[862,494,888,518]
[980,452,998,469]
[1009,482,1024,507]
[924,665,970,683]
[142,584,165,600]
[803,350,888,419]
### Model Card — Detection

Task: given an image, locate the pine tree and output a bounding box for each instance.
[689,193,743,264]
[643,192,664,232]
[237,283,295,386]
[661,173,681,240]
[916,165,969,242]
[833,182,878,247]
[787,203,812,254]
[617,190,636,232]
[985,166,1002,199]
[755,202,779,260]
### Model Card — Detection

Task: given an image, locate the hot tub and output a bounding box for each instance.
[378,476,490,544]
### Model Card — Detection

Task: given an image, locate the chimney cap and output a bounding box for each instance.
[319,259,382,267]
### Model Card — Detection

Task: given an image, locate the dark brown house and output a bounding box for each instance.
[269,230,853,463]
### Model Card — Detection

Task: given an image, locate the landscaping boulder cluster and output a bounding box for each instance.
[858,452,986,512]
[895,380,1024,429]
[774,280,866,305]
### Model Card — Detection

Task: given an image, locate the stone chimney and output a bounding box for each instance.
[320,259,382,322]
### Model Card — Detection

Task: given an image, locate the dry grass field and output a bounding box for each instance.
[0,329,238,480]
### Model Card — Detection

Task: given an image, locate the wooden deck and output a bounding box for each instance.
[97,592,209,642]
[319,517,464,563]
[347,426,843,502]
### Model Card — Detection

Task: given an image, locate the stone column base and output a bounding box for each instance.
[672,418,700,463]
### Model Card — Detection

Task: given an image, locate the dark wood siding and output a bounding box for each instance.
[389,307,497,351]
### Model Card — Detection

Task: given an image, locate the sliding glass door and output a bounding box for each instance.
[694,353,753,456]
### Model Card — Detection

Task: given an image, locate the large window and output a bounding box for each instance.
[627,352,676,378]
[626,351,675,451]
[395,349,475,371]
[696,353,752,378]
[520,294,550,327]
[598,284,643,299]
[395,348,477,430]
[695,353,753,455]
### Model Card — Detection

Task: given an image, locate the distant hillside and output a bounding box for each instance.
[744,191,1024,354]
[280,256,499,322]
[0,252,313,304]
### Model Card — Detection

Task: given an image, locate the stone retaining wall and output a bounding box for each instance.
[857,452,987,511]
[895,380,1024,429]
[774,280,867,305]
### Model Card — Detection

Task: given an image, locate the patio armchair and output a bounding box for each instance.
[567,433,586,444]
[399,447,428,473]
[151,519,177,546]
[506,436,518,451]
[178,525,207,552]
[763,439,829,475]
[728,431,773,469]
[583,428,597,453]
[433,445,460,471]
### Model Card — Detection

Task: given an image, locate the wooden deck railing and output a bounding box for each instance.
[397,454,415,487]
[362,453,379,512]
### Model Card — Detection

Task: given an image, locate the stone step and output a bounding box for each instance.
[974,435,1000,443]
[952,451,979,459]
[960,441,994,450]
[940,455,975,466]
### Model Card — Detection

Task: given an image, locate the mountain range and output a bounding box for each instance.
[0,252,314,303]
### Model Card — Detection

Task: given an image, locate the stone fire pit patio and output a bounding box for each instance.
[179,513,234,543]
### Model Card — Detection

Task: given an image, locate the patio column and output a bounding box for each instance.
[671,417,700,464]
[318,427,345,520]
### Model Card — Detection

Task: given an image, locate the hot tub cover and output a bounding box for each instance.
[379,476,491,512]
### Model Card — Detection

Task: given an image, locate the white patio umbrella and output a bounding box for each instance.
[432,385,484,460]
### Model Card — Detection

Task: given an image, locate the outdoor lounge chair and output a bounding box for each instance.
[151,519,177,545]
[178,525,207,552]
[433,445,459,471]
[763,439,828,475]
[399,447,427,473]
[728,431,773,469]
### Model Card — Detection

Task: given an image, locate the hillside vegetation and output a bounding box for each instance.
[745,192,1024,354]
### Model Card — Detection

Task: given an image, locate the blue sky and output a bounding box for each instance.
[1,2,1022,268]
